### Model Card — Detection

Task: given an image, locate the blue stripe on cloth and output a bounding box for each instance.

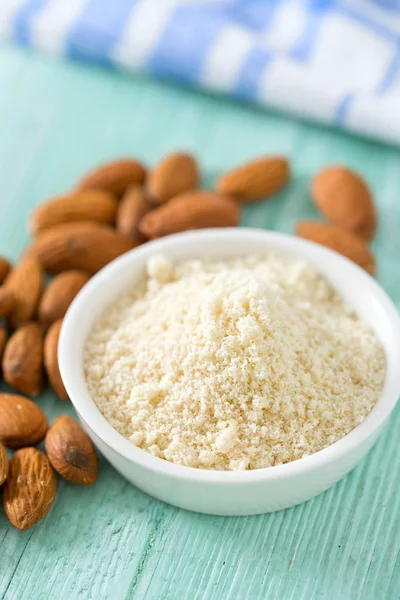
[11,0,49,46]
[335,93,354,125]
[368,0,400,9]
[66,0,138,66]
[228,0,280,32]
[337,5,399,42]
[147,5,226,84]
[368,0,400,12]
[378,45,400,93]
[233,48,271,102]
[310,0,333,8]
[290,0,333,61]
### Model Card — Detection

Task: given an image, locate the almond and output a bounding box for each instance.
[3,447,56,530]
[29,189,117,236]
[216,156,290,203]
[45,415,98,485]
[0,393,48,448]
[139,191,240,239]
[77,158,146,197]
[26,222,137,274]
[39,270,90,327]
[0,442,8,485]
[44,320,68,401]
[296,221,376,274]
[4,256,43,328]
[147,152,199,204]
[116,186,151,241]
[0,326,7,361]
[3,323,45,396]
[311,166,376,241]
[0,256,11,284]
[0,287,15,318]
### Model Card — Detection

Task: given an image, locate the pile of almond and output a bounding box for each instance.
[297,165,377,274]
[0,151,377,530]
[0,402,97,530]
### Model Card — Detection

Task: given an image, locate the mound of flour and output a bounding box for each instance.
[84,254,385,470]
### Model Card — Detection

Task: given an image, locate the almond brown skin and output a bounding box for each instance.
[4,256,43,328]
[0,287,15,318]
[3,323,45,396]
[116,186,151,242]
[311,166,376,241]
[0,393,48,448]
[296,221,376,274]
[0,257,11,284]
[77,158,146,197]
[45,415,98,485]
[0,326,7,362]
[147,152,199,205]
[39,270,90,327]
[216,156,290,203]
[30,189,118,236]
[44,320,68,401]
[139,191,240,239]
[3,447,56,530]
[0,442,8,485]
[26,222,137,275]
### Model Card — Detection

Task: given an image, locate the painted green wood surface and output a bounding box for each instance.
[0,44,399,600]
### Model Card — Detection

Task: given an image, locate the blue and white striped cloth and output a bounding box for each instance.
[1,0,400,145]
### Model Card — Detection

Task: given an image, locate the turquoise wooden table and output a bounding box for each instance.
[0,44,399,600]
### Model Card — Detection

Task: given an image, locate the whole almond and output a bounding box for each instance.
[311,166,376,241]
[4,256,43,328]
[116,186,151,241]
[3,447,56,530]
[139,191,240,239]
[0,257,11,284]
[296,221,376,274]
[30,189,117,236]
[147,152,199,205]
[0,287,15,318]
[216,156,290,202]
[39,270,90,327]
[0,393,48,448]
[3,323,45,396]
[77,158,146,197]
[44,320,68,401]
[45,415,98,485]
[26,222,137,274]
[0,326,7,361]
[0,442,8,485]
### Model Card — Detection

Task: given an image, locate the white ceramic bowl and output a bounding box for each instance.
[59,229,400,516]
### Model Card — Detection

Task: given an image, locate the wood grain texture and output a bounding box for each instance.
[0,44,399,600]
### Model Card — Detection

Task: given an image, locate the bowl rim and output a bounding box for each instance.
[59,228,400,483]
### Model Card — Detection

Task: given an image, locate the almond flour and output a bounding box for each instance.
[84,254,385,471]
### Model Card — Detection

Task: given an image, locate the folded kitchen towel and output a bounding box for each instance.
[1,0,400,145]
